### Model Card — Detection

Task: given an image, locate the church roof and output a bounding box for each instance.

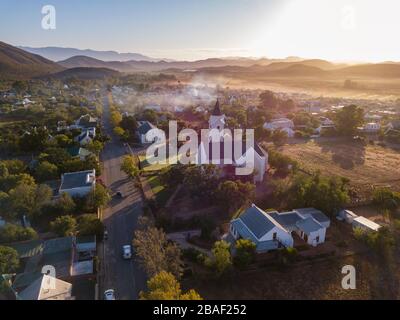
[211,99,222,116]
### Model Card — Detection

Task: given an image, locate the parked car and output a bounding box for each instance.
[104,289,115,300]
[116,191,123,198]
[122,245,132,259]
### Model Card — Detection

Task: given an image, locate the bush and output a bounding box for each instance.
[0,246,19,274]
[0,224,38,244]
[77,214,104,239]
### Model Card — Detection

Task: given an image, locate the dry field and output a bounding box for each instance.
[280,140,400,199]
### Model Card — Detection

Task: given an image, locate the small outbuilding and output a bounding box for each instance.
[352,216,381,232]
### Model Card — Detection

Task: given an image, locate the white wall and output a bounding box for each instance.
[259,226,294,248]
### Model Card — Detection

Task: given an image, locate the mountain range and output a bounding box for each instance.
[19,46,158,62]
[1,41,400,80]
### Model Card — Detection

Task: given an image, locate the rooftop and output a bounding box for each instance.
[296,217,323,234]
[137,121,157,135]
[235,205,285,240]
[60,170,95,190]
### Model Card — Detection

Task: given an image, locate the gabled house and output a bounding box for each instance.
[137,121,159,144]
[75,127,96,146]
[229,205,294,253]
[228,205,330,252]
[59,169,96,197]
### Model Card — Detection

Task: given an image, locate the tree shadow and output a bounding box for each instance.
[316,140,366,170]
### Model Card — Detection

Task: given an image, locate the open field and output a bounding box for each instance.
[280,140,400,199]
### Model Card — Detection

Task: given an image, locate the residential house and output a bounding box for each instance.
[137,121,160,144]
[361,122,381,133]
[228,205,330,252]
[59,169,96,197]
[74,114,98,129]
[228,205,294,253]
[17,274,73,300]
[144,104,162,112]
[263,118,295,138]
[67,147,93,160]
[75,127,96,146]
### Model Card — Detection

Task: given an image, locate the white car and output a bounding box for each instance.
[104,289,115,300]
[122,245,132,259]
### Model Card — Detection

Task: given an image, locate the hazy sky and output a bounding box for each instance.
[1,0,400,61]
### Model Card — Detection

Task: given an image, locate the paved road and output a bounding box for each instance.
[99,94,146,300]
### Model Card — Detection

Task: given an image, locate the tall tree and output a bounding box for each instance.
[133,226,183,278]
[334,105,364,136]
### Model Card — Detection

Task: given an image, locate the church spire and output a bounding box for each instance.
[212,99,222,116]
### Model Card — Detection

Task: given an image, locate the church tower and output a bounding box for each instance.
[209,99,225,132]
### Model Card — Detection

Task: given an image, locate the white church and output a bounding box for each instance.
[196,100,268,183]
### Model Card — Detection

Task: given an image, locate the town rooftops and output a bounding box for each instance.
[60,170,96,191]
[234,204,285,240]
[137,121,157,135]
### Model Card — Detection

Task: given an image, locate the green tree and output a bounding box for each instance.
[334,105,364,136]
[234,239,256,269]
[139,271,202,300]
[35,161,58,182]
[86,140,104,156]
[8,183,52,218]
[216,180,255,213]
[271,129,288,147]
[0,246,19,274]
[0,224,38,244]
[259,90,278,109]
[87,184,111,210]
[50,215,77,236]
[121,155,139,178]
[207,240,232,276]
[76,214,104,238]
[373,187,400,211]
[133,226,183,278]
[113,126,125,137]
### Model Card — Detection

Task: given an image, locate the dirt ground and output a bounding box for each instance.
[182,220,400,300]
[280,140,400,199]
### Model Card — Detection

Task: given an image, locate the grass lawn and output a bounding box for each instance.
[280,140,400,196]
[147,174,173,206]
[139,154,181,172]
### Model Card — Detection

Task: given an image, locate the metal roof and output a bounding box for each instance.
[60,170,95,190]
[237,205,284,239]
[296,217,323,234]
[269,211,303,229]
[295,208,330,223]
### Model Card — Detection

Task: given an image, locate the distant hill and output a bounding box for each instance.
[194,61,400,79]
[19,46,158,62]
[58,56,134,72]
[41,67,120,80]
[332,63,400,78]
[0,41,63,79]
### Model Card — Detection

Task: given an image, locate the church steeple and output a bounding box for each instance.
[212,99,222,116]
